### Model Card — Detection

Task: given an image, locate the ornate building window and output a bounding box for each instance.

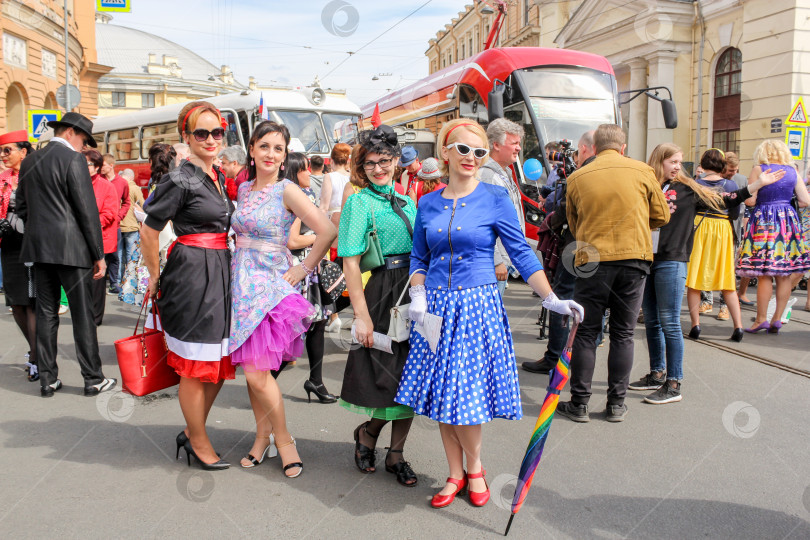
[712,48,742,154]
[112,92,126,108]
[3,33,27,68]
[141,93,155,108]
[41,49,57,79]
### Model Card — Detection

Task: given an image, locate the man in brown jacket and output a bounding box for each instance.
[557,124,669,423]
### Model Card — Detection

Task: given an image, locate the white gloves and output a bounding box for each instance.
[408,285,427,326]
[542,291,585,322]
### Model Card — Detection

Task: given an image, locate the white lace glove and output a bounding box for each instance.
[542,291,584,322]
[408,285,427,326]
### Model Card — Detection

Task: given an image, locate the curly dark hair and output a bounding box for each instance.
[148,143,177,188]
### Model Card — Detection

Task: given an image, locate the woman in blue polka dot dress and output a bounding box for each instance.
[394,119,583,509]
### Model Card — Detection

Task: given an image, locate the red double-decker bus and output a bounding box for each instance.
[363,46,624,238]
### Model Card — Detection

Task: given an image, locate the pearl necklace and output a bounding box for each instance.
[241,179,280,214]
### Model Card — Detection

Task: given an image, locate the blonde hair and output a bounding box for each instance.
[437,118,488,176]
[647,143,722,212]
[594,124,626,153]
[753,139,794,167]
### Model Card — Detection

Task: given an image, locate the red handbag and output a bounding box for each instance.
[114,300,179,396]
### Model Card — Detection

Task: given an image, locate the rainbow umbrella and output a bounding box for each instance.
[504,319,579,536]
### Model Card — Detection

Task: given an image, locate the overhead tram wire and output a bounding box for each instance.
[321,0,434,82]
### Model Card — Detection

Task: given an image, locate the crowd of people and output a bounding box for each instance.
[2,99,809,509]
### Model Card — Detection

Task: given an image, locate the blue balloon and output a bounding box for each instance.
[523,158,543,181]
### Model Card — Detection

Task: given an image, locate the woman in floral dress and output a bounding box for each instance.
[230,122,335,477]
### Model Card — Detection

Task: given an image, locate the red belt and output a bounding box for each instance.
[168,233,228,258]
[176,233,228,249]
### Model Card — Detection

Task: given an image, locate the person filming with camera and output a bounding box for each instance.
[523,130,596,374]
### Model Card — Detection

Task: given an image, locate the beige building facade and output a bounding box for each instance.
[1,0,109,132]
[95,13,245,118]
[428,0,810,173]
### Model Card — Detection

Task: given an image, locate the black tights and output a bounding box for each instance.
[271,319,328,384]
[363,417,414,465]
[11,304,36,365]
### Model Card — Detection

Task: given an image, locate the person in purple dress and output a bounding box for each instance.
[738,139,810,333]
[230,122,335,478]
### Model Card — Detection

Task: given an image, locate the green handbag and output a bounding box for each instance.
[359,201,384,272]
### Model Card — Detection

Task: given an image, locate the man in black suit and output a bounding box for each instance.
[17,112,117,397]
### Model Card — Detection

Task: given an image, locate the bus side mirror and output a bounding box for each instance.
[661,99,678,129]
[488,85,505,122]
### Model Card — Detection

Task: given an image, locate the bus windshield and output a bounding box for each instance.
[519,67,616,149]
[323,113,360,144]
[271,110,329,154]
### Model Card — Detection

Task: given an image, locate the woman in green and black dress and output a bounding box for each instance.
[338,126,418,487]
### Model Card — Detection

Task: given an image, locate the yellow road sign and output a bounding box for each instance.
[786,97,810,126]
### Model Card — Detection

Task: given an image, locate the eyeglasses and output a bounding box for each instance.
[0,147,18,156]
[189,128,225,142]
[362,158,394,171]
[446,143,489,159]
[87,162,95,167]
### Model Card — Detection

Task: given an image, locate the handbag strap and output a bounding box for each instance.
[394,269,426,307]
[133,298,162,336]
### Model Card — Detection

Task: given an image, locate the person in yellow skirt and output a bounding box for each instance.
[685,149,755,341]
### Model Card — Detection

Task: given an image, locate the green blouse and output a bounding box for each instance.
[337,183,416,258]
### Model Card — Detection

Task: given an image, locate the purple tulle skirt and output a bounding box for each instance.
[231,294,314,372]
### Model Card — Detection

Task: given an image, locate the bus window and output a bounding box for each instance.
[221,109,241,148]
[322,113,359,144]
[93,133,106,153]
[237,111,250,147]
[271,110,329,154]
[459,85,488,126]
[140,122,179,159]
[108,128,140,162]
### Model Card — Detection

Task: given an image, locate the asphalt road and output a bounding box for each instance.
[0,284,808,539]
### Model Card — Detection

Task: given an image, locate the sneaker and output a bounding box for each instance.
[107,287,122,296]
[58,305,69,315]
[522,358,556,374]
[628,372,666,391]
[644,382,682,404]
[717,306,730,321]
[556,401,589,423]
[84,378,117,396]
[325,316,342,333]
[605,403,627,422]
[698,301,712,314]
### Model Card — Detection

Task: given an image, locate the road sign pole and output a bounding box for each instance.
[63,0,70,112]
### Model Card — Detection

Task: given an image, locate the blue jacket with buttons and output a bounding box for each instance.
[410,182,543,290]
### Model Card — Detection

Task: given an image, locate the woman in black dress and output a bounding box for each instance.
[141,101,234,470]
[0,130,37,380]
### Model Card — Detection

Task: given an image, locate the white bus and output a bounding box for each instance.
[85,87,362,188]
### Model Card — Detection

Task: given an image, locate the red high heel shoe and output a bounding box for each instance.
[467,469,490,507]
[431,474,467,508]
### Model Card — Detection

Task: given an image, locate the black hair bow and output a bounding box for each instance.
[369,125,397,147]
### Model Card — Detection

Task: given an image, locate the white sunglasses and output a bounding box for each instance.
[446,142,489,159]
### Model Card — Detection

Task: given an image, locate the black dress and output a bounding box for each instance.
[0,174,33,307]
[144,161,234,382]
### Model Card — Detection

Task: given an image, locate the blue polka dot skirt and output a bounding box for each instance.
[394,283,522,425]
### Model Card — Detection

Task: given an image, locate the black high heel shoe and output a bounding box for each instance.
[175,431,189,460]
[688,325,701,339]
[183,440,229,470]
[730,328,744,342]
[304,380,338,404]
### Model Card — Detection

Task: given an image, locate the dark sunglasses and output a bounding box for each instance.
[0,146,18,156]
[446,142,489,159]
[189,128,225,142]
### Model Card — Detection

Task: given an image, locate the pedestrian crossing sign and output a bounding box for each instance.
[27,110,61,143]
[786,97,809,127]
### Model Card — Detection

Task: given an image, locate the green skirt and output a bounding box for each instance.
[339,399,414,421]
